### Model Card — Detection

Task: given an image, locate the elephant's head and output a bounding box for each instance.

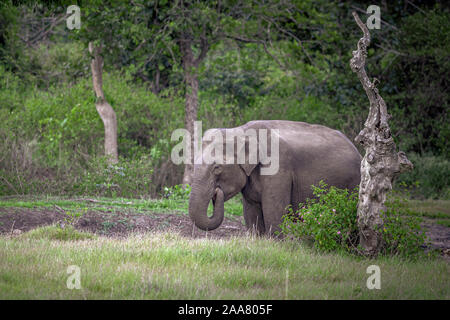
[188,128,260,231]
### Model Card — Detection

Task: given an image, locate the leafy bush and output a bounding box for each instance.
[74,156,155,198]
[395,153,450,200]
[380,196,427,257]
[0,71,184,197]
[279,182,428,257]
[25,42,90,88]
[162,184,191,200]
[279,181,359,252]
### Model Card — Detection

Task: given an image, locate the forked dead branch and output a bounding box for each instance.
[350,12,413,256]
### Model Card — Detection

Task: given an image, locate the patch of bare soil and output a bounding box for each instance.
[422,220,450,260]
[0,207,247,239]
[0,207,449,260]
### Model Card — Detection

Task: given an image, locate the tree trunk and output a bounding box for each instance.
[181,45,198,185]
[89,42,118,164]
[179,35,208,185]
[350,12,413,256]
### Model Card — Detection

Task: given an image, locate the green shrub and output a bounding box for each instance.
[0,65,27,111]
[0,70,185,197]
[25,42,90,88]
[395,153,450,200]
[279,181,359,252]
[73,155,155,198]
[380,195,427,257]
[162,184,191,200]
[279,182,428,257]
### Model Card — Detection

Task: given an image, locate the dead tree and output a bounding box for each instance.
[350,12,413,256]
[89,42,118,164]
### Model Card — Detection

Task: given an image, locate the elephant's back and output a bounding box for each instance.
[242,120,360,160]
[243,120,361,199]
[240,120,360,209]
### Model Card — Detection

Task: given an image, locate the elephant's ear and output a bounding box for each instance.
[239,163,258,176]
[234,132,259,176]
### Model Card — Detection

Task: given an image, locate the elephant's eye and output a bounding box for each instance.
[213,165,222,175]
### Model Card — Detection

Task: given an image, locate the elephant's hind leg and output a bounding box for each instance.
[261,177,292,237]
[243,197,265,235]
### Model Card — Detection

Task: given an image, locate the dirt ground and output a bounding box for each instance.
[0,206,449,260]
[422,220,450,256]
[0,206,247,239]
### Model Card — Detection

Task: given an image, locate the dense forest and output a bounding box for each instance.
[0,0,448,199]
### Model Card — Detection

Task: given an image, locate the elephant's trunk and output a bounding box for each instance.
[189,187,224,231]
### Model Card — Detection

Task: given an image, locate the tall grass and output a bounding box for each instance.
[0,229,448,299]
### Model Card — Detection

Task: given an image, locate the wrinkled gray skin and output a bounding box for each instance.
[188,120,361,236]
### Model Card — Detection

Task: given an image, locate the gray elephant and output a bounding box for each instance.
[188,120,361,236]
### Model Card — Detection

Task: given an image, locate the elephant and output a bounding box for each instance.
[188,120,361,236]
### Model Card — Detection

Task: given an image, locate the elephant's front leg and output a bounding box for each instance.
[243,197,265,235]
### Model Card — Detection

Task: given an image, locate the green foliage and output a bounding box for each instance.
[162,184,191,200]
[223,195,244,216]
[385,7,450,157]
[0,70,185,197]
[0,65,26,111]
[63,208,87,226]
[395,153,450,199]
[25,42,90,88]
[0,3,24,72]
[74,156,154,198]
[201,42,267,109]
[280,182,429,258]
[380,196,428,257]
[102,70,184,158]
[279,181,359,252]
[0,2,447,199]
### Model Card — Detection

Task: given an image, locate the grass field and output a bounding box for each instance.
[1,229,449,299]
[0,197,449,299]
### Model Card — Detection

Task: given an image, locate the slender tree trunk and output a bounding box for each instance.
[182,66,199,185]
[89,42,118,164]
[179,35,208,185]
[350,13,413,256]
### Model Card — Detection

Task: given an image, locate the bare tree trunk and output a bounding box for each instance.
[180,35,208,185]
[88,42,118,164]
[350,12,413,256]
[181,38,197,185]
